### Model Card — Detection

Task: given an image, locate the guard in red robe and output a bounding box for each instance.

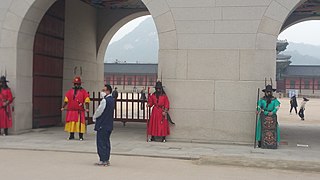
[147,81,170,142]
[0,76,13,136]
[61,76,90,140]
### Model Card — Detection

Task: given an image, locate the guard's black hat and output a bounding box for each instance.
[262,85,276,92]
[154,81,163,89]
[0,76,9,83]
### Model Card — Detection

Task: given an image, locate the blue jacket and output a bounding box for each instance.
[94,95,115,131]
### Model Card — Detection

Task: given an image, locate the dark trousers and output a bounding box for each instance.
[290,106,297,114]
[97,130,112,162]
[298,109,305,119]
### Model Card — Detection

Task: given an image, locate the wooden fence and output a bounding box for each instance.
[86,92,150,126]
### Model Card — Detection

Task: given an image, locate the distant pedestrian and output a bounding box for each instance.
[298,97,309,121]
[289,95,298,114]
[140,87,146,110]
[112,87,118,100]
[93,84,115,166]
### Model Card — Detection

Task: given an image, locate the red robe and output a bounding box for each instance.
[63,88,90,133]
[0,88,13,128]
[147,93,170,136]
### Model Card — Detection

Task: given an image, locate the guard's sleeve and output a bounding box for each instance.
[148,94,154,107]
[272,99,281,114]
[84,90,90,103]
[164,95,170,110]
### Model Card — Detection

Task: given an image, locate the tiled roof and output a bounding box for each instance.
[282,65,320,77]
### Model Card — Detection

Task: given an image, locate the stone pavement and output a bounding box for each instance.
[1,121,320,172]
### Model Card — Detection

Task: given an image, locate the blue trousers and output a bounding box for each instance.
[96,130,112,162]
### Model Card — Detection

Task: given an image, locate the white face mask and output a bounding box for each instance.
[100,91,106,98]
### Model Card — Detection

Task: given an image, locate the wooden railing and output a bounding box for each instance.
[86,92,150,126]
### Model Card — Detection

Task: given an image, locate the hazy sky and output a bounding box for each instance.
[110,15,150,43]
[278,20,320,46]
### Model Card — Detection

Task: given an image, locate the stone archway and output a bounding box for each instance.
[1,0,57,132]
[1,0,312,144]
[0,0,177,134]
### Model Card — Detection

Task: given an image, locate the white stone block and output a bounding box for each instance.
[0,9,8,21]
[0,48,16,71]
[216,0,271,6]
[158,49,187,79]
[239,49,276,81]
[255,33,277,50]
[215,81,264,111]
[31,0,56,11]
[24,6,46,23]
[164,80,214,110]
[264,1,289,23]
[19,19,38,35]
[0,29,18,48]
[215,20,260,34]
[9,0,30,18]
[159,30,177,50]
[141,0,152,5]
[212,111,255,143]
[187,49,240,80]
[16,49,33,77]
[178,34,256,49]
[13,103,33,131]
[276,0,301,10]
[154,11,175,33]
[0,0,12,10]
[167,0,215,7]
[17,32,34,50]
[168,109,214,141]
[258,16,282,36]
[222,7,266,20]
[16,76,32,103]
[175,21,214,34]
[171,7,221,20]
[145,0,169,17]
[3,11,22,31]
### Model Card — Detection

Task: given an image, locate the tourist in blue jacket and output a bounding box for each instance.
[93,84,115,166]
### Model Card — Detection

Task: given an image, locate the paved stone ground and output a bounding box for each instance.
[1,149,320,180]
[1,97,320,174]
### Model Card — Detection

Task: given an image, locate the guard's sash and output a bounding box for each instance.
[260,114,278,149]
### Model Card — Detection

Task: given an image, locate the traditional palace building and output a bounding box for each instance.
[104,63,157,91]
[276,40,320,97]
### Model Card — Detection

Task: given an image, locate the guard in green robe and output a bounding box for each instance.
[256,84,280,149]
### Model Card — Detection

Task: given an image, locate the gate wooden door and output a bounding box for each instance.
[33,0,65,128]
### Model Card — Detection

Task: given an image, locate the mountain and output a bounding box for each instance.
[283,42,320,65]
[105,17,158,63]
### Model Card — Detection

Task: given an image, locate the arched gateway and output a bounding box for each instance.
[0,0,313,144]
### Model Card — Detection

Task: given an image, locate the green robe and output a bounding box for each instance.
[256,97,281,142]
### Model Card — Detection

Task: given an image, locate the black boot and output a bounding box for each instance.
[162,136,166,143]
[258,141,261,148]
[149,136,155,142]
[79,133,84,141]
[68,132,75,140]
[4,128,8,136]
